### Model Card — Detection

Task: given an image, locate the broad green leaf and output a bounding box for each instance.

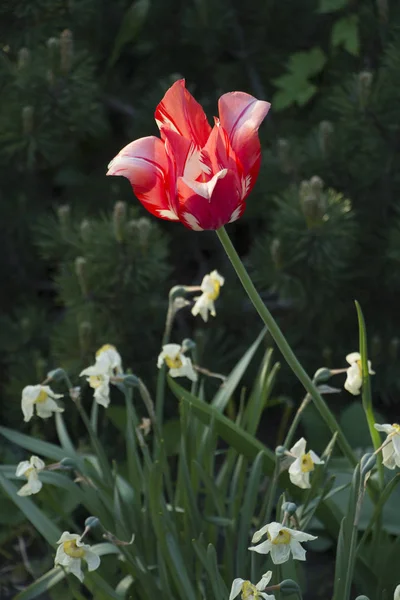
[0,426,68,461]
[0,472,61,545]
[108,0,150,68]
[318,0,347,12]
[331,15,360,56]
[212,328,266,411]
[287,48,327,77]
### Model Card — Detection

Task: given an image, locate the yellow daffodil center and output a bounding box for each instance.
[24,467,35,477]
[35,389,48,403]
[356,359,363,375]
[89,375,104,389]
[96,344,116,358]
[301,452,315,473]
[205,279,221,301]
[165,355,183,369]
[270,529,291,545]
[63,539,85,558]
[241,581,259,599]
[392,423,400,434]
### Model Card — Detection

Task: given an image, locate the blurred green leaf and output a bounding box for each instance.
[331,15,360,56]
[108,0,150,68]
[318,0,347,12]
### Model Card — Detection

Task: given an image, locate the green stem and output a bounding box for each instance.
[216,226,356,466]
[283,393,311,449]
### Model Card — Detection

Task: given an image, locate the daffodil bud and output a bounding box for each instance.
[75,256,89,297]
[169,285,188,301]
[389,337,399,360]
[181,338,196,353]
[281,501,297,516]
[358,71,373,108]
[121,374,140,387]
[18,47,30,70]
[84,516,100,529]
[277,138,292,174]
[80,218,92,242]
[270,238,282,269]
[376,0,388,22]
[60,29,73,74]
[22,106,34,135]
[279,579,302,596]
[47,368,68,382]
[275,445,286,458]
[361,453,376,477]
[79,321,92,353]
[354,596,370,600]
[313,367,331,384]
[57,204,70,234]
[319,120,334,155]
[112,201,127,243]
[60,457,77,468]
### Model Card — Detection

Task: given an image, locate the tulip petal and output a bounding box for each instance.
[177,169,242,230]
[218,92,270,193]
[155,79,212,147]
[107,136,179,221]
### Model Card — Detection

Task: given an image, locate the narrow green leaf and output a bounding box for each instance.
[14,568,65,600]
[0,472,61,545]
[212,328,266,411]
[0,426,67,461]
[55,413,77,456]
[165,532,197,600]
[236,452,263,572]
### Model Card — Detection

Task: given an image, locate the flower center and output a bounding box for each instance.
[24,467,35,477]
[270,529,291,545]
[165,355,183,369]
[35,389,48,403]
[356,359,363,375]
[392,423,400,434]
[241,581,259,599]
[96,344,116,358]
[63,539,85,558]
[205,280,220,301]
[301,452,315,473]
[89,375,104,389]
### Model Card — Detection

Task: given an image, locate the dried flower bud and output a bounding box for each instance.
[279,580,302,596]
[113,201,127,243]
[22,106,34,135]
[281,501,297,516]
[79,321,92,353]
[80,218,92,243]
[319,120,334,155]
[60,29,73,74]
[376,0,388,22]
[277,138,292,174]
[270,237,282,269]
[313,367,332,384]
[57,204,70,234]
[358,70,373,108]
[84,516,100,529]
[17,47,30,70]
[75,256,89,296]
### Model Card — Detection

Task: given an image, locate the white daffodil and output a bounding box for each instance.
[21,385,64,423]
[288,437,324,489]
[54,532,100,582]
[374,423,400,469]
[15,455,45,496]
[157,343,197,382]
[230,571,275,600]
[344,352,375,395]
[394,584,400,600]
[80,344,123,408]
[191,270,224,322]
[249,521,317,565]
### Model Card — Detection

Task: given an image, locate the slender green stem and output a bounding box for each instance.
[216,226,356,466]
[283,393,311,449]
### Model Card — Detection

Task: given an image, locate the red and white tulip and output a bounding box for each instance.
[107,79,270,230]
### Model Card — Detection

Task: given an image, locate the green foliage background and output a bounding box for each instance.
[1,0,400,427]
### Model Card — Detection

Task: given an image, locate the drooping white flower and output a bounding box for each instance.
[394,584,400,600]
[15,455,45,496]
[80,344,123,408]
[157,343,197,382]
[344,352,375,395]
[249,521,317,565]
[288,437,324,489]
[229,571,275,600]
[21,385,64,423]
[374,423,400,469]
[54,532,100,582]
[191,270,224,322]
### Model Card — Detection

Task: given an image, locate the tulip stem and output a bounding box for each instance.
[216,226,356,466]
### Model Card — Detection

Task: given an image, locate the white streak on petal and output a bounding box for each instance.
[158,209,179,220]
[181,212,204,231]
